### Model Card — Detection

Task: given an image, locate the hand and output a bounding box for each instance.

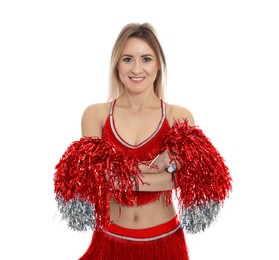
[149,150,171,174]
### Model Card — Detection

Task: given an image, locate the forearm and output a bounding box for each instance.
[139,163,160,174]
[136,171,175,192]
[138,150,173,174]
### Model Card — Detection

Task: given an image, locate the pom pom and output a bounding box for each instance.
[56,196,95,231]
[164,120,232,232]
[180,200,221,234]
[54,137,142,231]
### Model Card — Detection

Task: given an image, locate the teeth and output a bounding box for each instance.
[131,77,143,81]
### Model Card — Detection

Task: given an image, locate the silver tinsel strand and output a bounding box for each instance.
[180,200,221,234]
[56,196,95,231]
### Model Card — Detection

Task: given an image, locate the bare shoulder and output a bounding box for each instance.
[81,102,111,137]
[166,103,195,126]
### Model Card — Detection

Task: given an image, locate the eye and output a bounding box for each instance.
[143,57,152,62]
[123,57,133,63]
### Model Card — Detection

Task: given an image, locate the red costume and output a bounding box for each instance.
[54,100,232,259]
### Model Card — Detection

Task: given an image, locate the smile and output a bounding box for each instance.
[129,77,145,83]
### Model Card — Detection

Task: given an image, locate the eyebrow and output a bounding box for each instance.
[121,54,155,58]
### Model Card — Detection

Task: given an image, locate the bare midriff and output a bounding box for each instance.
[110,194,176,229]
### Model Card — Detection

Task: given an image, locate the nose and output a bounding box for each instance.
[131,60,142,74]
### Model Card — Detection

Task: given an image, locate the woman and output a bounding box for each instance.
[54,23,232,259]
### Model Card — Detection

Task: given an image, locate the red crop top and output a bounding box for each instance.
[102,99,173,206]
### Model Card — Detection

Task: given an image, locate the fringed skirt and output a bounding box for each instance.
[79,216,189,260]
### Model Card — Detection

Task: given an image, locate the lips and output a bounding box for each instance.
[129,77,145,83]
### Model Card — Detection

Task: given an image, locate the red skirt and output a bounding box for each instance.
[79,216,189,260]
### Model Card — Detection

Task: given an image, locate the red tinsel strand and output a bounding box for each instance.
[54,137,143,230]
[163,120,232,209]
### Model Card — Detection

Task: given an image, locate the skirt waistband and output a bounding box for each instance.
[106,216,180,242]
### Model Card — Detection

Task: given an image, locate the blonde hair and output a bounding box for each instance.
[108,23,167,101]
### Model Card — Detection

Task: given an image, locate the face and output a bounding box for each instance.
[118,37,159,95]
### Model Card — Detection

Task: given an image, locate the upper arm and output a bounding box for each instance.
[81,103,109,138]
[167,104,195,126]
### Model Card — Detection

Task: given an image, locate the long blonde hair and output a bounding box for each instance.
[108,23,167,101]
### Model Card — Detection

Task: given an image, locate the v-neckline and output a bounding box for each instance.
[109,99,166,149]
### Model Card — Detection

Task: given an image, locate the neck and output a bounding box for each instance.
[117,91,160,111]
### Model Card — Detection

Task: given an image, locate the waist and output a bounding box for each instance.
[110,195,176,228]
[106,216,180,241]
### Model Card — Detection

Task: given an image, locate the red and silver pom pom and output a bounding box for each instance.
[164,120,232,233]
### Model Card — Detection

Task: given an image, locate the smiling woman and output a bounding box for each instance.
[108,23,167,101]
[117,38,159,94]
[54,23,232,260]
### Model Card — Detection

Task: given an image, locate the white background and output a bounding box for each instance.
[1,0,278,259]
